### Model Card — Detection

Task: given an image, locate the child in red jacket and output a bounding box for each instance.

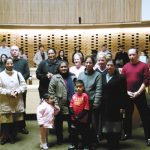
[68,80,90,150]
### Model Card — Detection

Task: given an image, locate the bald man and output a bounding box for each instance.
[122,48,150,146]
[10,45,30,134]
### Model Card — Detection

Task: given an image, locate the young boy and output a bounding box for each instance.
[37,93,60,150]
[69,80,90,150]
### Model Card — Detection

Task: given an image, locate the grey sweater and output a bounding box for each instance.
[78,69,102,108]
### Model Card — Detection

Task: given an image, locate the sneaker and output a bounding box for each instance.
[68,144,77,150]
[40,143,48,150]
[147,139,150,146]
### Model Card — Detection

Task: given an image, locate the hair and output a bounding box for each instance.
[56,60,69,74]
[75,79,84,87]
[39,44,44,49]
[4,57,13,65]
[84,55,96,65]
[1,38,6,42]
[107,59,116,66]
[118,45,124,48]
[42,93,54,101]
[128,48,138,54]
[47,48,56,54]
[1,54,7,59]
[102,44,107,47]
[58,50,65,56]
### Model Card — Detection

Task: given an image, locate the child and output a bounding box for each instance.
[37,93,60,150]
[68,80,90,150]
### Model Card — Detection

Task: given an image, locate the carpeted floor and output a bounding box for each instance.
[0,120,149,150]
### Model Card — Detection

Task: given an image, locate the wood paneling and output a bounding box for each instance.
[0,27,149,67]
[0,0,141,25]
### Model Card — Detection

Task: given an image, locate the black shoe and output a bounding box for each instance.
[1,138,7,145]
[147,139,150,146]
[9,138,16,144]
[19,128,29,134]
[121,134,132,141]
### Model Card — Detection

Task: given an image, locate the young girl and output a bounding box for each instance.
[37,93,60,150]
[69,80,90,150]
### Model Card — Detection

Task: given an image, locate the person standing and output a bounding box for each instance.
[101,59,127,148]
[10,45,30,134]
[114,45,129,68]
[37,93,60,150]
[122,48,150,146]
[57,50,68,62]
[0,38,11,57]
[0,58,27,144]
[70,53,85,78]
[33,44,48,66]
[68,80,90,150]
[78,56,102,149]
[0,54,8,72]
[48,61,76,144]
[36,48,60,99]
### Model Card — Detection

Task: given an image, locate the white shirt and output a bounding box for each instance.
[70,65,85,78]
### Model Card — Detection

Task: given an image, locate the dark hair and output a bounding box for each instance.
[4,57,13,65]
[107,59,116,65]
[58,50,65,56]
[43,93,50,99]
[39,44,44,49]
[1,54,7,59]
[1,38,6,42]
[75,80,84,87]
[84,55,96,65]
[102,44,107,47]
[118,45,124,48]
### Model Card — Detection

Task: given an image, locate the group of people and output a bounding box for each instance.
[0,39,150,150]
[35,44,150,150]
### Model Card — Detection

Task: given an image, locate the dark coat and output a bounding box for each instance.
[101,71,127,122]
[36,59,60,98]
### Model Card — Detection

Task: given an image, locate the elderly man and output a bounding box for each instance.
[10,45,30,134]
[122,48,150,146]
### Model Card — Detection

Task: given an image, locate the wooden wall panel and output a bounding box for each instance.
[0,0,141,25]
[0,27,149,67]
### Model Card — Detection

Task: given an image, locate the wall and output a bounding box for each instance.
[0,0,141,25]
[0,27,149,67]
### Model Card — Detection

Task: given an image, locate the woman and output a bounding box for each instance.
[72,45,84,64]
[78,56,102,149]
[0,58,27,144]
[101,59,127,148]
[36,48,60,99]
[48,61,76,144]
[57,50,68,62]
[95,53,108,76]
[0,54,7,72]
[70,53,85,78]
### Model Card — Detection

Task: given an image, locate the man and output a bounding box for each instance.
[10,45,30,134]
[0,38,11,57]
[122,48,150,146]
[33,44,48,66]
[114,45,129,68]
[97,44,112,58]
